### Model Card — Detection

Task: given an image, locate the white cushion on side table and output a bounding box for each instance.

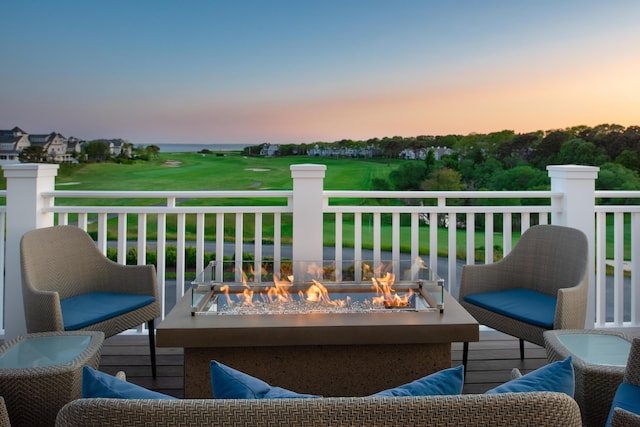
[0,331,104,427]
[543,329,631,427]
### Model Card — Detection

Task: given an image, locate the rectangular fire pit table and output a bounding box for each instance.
[157,289,478,398]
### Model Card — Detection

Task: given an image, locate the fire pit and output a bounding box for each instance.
[157,260,478,398]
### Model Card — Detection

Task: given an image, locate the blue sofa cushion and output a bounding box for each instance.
[61,292,156,330]
[485,357,574,397]
[463,288,556,328]
[369,365,464,397]
[605,382,640,427]
[82,366,176,399]
[211,361,321,399]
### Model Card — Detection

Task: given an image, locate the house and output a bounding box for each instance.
[307,144,377,158]
[106,139,132,157]
[0,126,87,163]
[260,143,280,157]
[29,132,74,163]
[0,126,30,164]
[399,146,452,160]
[67,136,83,159]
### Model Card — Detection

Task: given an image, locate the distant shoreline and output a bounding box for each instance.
[154,143,250,153]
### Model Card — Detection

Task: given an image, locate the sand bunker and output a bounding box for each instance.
[245,168,270,172]
[164,160,182,167]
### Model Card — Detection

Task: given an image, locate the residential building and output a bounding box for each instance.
[0,126,30,164]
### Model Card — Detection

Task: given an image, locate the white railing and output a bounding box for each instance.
[594,191,640,328]
[2,163,638,338]
[323,190,560,292]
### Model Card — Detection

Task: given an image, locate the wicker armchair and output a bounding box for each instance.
[459,225,588,367]
[20,225,161,377]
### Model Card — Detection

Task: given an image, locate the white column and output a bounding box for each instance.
[3,163,59,339]
[290,164,326,280]
[547,164,599,328]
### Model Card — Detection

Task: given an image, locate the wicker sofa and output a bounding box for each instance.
[55,392,581,427]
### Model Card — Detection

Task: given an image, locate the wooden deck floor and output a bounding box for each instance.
[99,330,550,398]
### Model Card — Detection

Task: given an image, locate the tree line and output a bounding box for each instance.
[245,124,640,194]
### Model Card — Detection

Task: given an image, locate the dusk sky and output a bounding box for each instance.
[2,1,639,145]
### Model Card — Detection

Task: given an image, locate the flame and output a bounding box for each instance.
[218,260,420,311]
[301,280,348,307]
[219,285,233,304]
[266,275,294,303]
[371,272,414,307]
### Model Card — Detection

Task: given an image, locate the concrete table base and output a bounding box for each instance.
[185,342,450,398]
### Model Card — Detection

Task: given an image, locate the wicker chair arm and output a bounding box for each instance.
[611,407,640,427]
[22,288,65,333]
[624,338,640,386]
[100,262,158,298]
[459,261,515,298]
[554,277,588,329]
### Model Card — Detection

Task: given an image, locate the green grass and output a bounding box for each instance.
[55,153,402,191]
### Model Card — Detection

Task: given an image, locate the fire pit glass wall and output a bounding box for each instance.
[190,259,444,316]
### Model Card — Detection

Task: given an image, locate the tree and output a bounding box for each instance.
[424,149,436,175]
[467,157,504,190]
[531,130,572,168]
[597,163,640,191]
[615,150,640,171]
[420,168,465,191]
[496,132,542,167]
[556,138,608,166]
[389,162,428,190]
[19,146,47,163]
[83,140,110,162]
[146,145,161,158]
[380,136,404,159]
[489,165,549,191]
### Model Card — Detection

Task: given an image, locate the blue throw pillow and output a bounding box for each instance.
[485,357,574,397]
[211,360,465,399]
[605,382,640,427]
[210,361,321,399]
[369,365,464,397]
[82,366,176,399]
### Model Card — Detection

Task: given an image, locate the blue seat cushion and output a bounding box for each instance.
[61,292,156,330]
[605,382,640,427]
[463,288,556,329]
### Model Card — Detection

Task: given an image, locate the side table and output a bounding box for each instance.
[543,329,631,427]
[0,331,104,427]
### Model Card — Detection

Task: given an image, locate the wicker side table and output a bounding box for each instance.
[0,331,104,427]
[543,329,631,427]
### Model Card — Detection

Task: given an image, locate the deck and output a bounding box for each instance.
[100,330,552,398]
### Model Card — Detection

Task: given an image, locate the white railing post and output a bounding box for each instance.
[290,164,326,279]
[547,164,599,328]
[2,163,59,339]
